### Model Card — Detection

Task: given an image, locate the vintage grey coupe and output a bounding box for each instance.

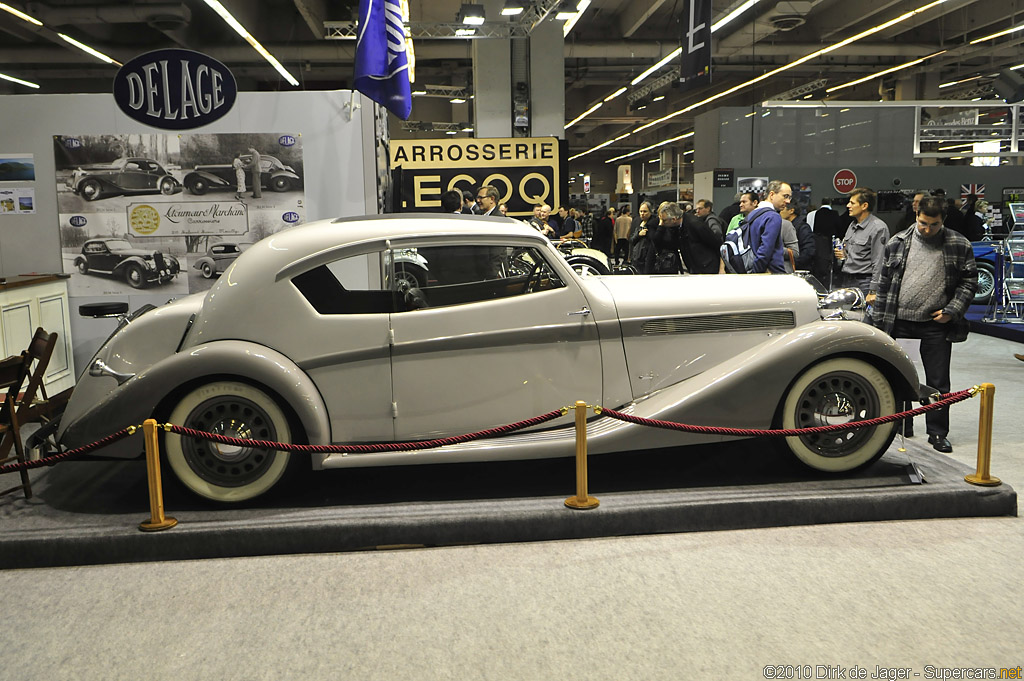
[59,215,922,502]
[73,237,181,288]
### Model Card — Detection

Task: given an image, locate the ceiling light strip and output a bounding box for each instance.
[0,2,42,25]
[0,71,40,88]
[969,22,1024,44]
[203,0,299,86]
[563,0,590,37]
[605,131,694,163]
[630,0,947,136]
[710,0,762,34]
[565,101,602,129]
[57,33,121,66]
[826,50,946,93]
[631,47,683,86]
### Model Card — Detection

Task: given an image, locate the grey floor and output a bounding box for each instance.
[2,333,1022,680]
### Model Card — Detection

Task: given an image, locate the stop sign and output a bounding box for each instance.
[833,169,857,194]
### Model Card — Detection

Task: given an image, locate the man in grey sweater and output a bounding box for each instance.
[872,197,977,453]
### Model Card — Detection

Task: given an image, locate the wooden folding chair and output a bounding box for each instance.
[0,328,58,500]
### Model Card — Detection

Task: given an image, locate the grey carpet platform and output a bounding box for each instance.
[0,437,1015,570]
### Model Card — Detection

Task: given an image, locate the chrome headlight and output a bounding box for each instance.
[819,287,865,320]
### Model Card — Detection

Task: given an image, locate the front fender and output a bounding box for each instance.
[185,170,231,187]
[112,255,149,274]
[59,340,330,459]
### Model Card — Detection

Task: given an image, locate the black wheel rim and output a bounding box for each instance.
[181,395,279,487]
[82,182,98,199]
[793,370,882,457]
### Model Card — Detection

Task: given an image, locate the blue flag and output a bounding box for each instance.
[354,0,412,120]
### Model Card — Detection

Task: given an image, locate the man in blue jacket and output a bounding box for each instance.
[746,180,791,273]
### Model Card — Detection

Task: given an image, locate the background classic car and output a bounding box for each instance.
[59,215,921,503]
[65,157,182,201]
[73,238,180,288]
[183,154,302,195]
[192,241,252,278]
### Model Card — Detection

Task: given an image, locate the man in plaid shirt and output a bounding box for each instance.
[872,196,977,453]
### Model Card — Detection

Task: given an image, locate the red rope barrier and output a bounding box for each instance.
[167,408,566,454]
[0,427,136,474]
[599,389,975,437]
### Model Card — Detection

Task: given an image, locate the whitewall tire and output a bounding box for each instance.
[166,381,292,502]
[782,358,897,473]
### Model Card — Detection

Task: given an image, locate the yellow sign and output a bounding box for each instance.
[390,137,561,216]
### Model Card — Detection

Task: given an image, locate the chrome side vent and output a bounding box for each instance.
[642,311,796,335]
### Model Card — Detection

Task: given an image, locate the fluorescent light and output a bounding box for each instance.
[455,27,476,35]
[446,130,458,135]
[565,101,602,129]
[605,131,694,163]
[458,3,486,24]
[711,0,762,34]
[555,0,578,21]
[0,71,40,88]
[940,74,983,88]
[569,138,617,161]
[202,0,298,86]
[603,87,627,102]
[826,50,946,93]
[563,0,590,36]
[652,95,665,102]
[969,23,1024,44]
[461,126,474,132]
[631,47,682,85]
[412,89,426,95]
[0,2,42,25]
[57,33,121,66]
[450,97,466,103]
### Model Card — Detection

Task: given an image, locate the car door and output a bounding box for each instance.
[117,160,153,191]
[388,238,602,441]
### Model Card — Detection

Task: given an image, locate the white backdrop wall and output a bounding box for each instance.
[0,90,378,371]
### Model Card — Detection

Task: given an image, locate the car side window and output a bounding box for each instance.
[292,252,397,315]
[389,244,564,312]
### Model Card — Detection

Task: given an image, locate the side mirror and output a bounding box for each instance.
[79,302,129,318]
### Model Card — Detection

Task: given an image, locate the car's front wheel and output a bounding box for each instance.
[124,263,146,288]
[781,357,897,473]
[80,179,101,201]
[566,254,611,277]
[975,261,995,305]
[76,259,89,274]
[165,381,293,502]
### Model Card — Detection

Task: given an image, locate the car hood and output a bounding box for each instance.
[590,273,821,324]
[110,248,167,257]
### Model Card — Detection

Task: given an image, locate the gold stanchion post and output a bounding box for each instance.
[565,401,599,510]
[139,419,178,531]
[965,383,1001,487]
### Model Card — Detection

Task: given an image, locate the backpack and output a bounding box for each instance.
[721,222,756,274]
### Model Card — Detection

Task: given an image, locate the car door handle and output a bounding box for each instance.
[567,307,591,317]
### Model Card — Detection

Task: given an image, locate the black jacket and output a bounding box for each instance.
[680,212,723,274]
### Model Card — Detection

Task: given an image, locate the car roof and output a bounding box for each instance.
[233,213,547,283]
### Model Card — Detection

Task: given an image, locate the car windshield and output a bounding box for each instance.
[105,240,133,250]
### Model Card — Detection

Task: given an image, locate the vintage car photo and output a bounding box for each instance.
[73,237,181,288]
[192,241,252,278]
[58,215,922,503]
[183,154,302,195]
[65,157,182,201]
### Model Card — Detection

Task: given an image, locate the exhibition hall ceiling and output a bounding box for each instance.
[0,0,1022,158]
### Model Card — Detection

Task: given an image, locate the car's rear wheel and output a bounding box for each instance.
[159,177,176,195]
[201,262,215,278]
[165,381,292,502]
[781,357,897,473]
[975,261,995,305]
[271,176,292,192]
[187,177,208,195]
[80,179,101,201]
[124,263,146,288]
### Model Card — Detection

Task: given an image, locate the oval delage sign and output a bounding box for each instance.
[113,49,236,130]
[282,211,300,223]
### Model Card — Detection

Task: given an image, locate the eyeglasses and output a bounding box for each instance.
[476,195,487,200]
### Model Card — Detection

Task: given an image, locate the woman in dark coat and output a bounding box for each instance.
[648,202,683,274]
[628,201,656,273]
[592,207,614,257]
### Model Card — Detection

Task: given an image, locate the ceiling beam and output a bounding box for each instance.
[617,0,672,38]
[292,0,329,40]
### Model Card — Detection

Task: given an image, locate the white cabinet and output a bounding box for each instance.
[0,275,75,395]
